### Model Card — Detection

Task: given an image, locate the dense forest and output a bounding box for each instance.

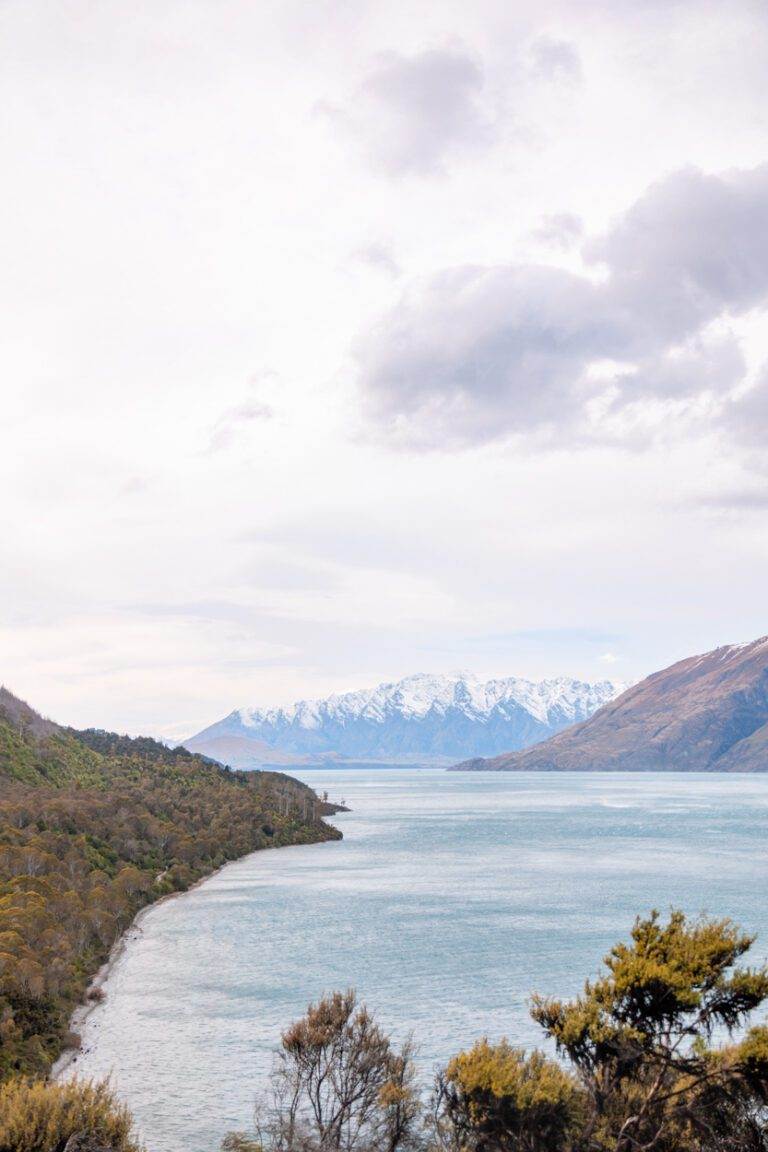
[0,687,341,1081]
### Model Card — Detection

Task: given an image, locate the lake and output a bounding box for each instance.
[63,769,768,1152]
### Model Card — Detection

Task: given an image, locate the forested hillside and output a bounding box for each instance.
[0,688,340,1081]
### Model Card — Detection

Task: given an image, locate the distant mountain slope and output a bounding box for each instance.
[184,733,311,770]
[451,638,768,772]
[185,672,623,767]
[0,685,59,740]
[0,685,105,786]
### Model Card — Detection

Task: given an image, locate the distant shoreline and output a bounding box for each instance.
[448,765,766,773]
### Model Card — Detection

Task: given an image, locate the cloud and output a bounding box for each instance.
[533,213,584,247]
[588,165,768,331]
[694,488,768,510]
[358,264,611,446]
[357,163,768,448]
[468,627,622,649]
[619,335,745,401]
[724,369,768,447]
[208,401,274,452]
[120,475,152,495]
[355,242,401,276]
[527,36,582,82]
[320,48,493,175]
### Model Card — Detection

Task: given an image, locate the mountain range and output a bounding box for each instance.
[452,637,768,772]
[184,672,623,767]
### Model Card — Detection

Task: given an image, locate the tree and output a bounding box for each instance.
[226,990,420,1152]
[530,909,768,1151]
[0,719,339,1081]
[433,1039,584,1152]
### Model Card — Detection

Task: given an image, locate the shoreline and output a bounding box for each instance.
[49,858,232,1081]
[50,820,346,1082]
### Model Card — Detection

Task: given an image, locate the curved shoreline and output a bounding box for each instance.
[50,826,345,1082]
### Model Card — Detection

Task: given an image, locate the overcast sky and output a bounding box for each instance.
[3,0,768,738]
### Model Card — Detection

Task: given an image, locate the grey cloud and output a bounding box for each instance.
[321,49,493,175]
[528,37,582,81]
[357,163,768,448]
[619,335,746,402]
[590,166,768,335]
[359,264,619,446]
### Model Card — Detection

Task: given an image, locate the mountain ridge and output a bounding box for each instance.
[185,672,624,767]
[450,637,768,772]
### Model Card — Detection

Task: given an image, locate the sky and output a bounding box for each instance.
[3,0,768,739]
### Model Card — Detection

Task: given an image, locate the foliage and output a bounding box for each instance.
[426,911,768,1152]
[434,1040,584,1152]
[3,695,766,1152]
[223,913,768,1152]
[0,699,340,1081]
[0,1076,142,1152]
[221,1136,263,1152]
[229,990,420,1152]
[0,723,104,789]
[529,909,768,1151]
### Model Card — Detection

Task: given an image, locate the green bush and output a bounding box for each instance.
[438,1039,584,1152]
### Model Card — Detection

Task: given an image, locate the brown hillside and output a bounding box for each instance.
[452,637,768,772]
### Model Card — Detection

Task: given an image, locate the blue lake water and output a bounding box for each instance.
[65,770,768,1152]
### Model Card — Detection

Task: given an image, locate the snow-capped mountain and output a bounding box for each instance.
[184,673,625,768]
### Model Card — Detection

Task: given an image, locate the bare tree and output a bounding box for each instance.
[226,991,421,1152]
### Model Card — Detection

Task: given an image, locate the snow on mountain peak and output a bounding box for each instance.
[237,672,624,731]
[190,671,624,766]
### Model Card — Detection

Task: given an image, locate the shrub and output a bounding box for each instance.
[435,1040,584,1152]
[531,909,768,1152]
[227,912,768,1152]
[0,1077,142,1152]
